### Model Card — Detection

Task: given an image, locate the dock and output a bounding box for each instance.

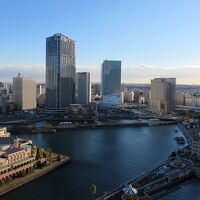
[96,157,195,200]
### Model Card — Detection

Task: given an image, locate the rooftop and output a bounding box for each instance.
[2,147,24,156]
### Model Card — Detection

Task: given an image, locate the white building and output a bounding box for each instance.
[0,127,10,137]
[138,96,145,104]
[13,73,36,110]
[36,84,46,96]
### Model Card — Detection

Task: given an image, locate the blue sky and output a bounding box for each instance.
[0,0,200,84]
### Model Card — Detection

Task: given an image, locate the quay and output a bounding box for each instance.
[96,121,200,200]
[96,157,195,200]
[74,120,177,130]
[0,153,71,197]
[7,119,178,134]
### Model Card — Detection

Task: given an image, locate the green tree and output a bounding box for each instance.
[20,170,27,177]
[36,148,44,159]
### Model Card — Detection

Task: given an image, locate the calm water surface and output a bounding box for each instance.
[1,125,200,200]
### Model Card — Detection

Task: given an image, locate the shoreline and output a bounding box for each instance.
[0,154,71,197]
[8,121,178,134]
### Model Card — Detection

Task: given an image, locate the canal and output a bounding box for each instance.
[0,125,199,200]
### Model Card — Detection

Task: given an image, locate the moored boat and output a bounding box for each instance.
[57,122,76,130]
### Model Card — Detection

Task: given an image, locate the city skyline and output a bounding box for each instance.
[1,1,200,200]
[1,0,200,84]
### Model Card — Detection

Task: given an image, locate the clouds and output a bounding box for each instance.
[136,64,200,70]
[0,63,199,85]
[123,64,200,84]
[76,64,200,84]
[0,64,45,82]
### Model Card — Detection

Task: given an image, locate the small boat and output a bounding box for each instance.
[174,129,178,133]
[148,119,160,126]
[57,122,76,130]
[175,136,185,144]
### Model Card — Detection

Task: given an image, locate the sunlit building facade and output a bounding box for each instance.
[13,73,36,110]
[150,78,176,114]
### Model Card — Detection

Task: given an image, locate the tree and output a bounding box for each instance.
[20,170,27,177]
[45,148,52,163]
[36,148,44,160]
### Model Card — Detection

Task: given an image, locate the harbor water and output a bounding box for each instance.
[0,125,199,200]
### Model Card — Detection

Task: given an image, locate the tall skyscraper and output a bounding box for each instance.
[13,73,36,110]
[101,60,121,107]
[76,72,91,105]
[46,33,76,111]
[150,78,176,114]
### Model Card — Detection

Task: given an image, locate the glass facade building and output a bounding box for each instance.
[76,72,91,105]
[46,33,76,110]
[101,60,121,107]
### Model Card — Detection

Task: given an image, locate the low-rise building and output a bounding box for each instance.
[66,104,93,119]
[0,127,10,137]
[123,91,134,103]
[101,93,123,108]
[13,137,32,148]
[0,157,8,168]
[138,96,145,104]
[0,137,35,178]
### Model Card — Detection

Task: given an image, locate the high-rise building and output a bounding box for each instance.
[150,78,176,114]
[46,33,76,111]
[13,73,36,110]
[76,72,91,105]
[101,60,121,107]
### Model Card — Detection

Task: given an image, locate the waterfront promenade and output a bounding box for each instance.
[0,153,71,197]
[96,157,194,200]
[96,124,196,200]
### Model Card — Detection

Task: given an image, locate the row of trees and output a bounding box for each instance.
[0,166,34,186]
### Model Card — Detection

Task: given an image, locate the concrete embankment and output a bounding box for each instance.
[76,121,177,130]
[76,123,149,130]
[0,154,71,197]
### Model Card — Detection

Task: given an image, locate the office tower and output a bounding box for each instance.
[46,33,76,111]
[76,72,91,105]
[13,73,36,110]
[150,78,176,114]
[101,60,121,107]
